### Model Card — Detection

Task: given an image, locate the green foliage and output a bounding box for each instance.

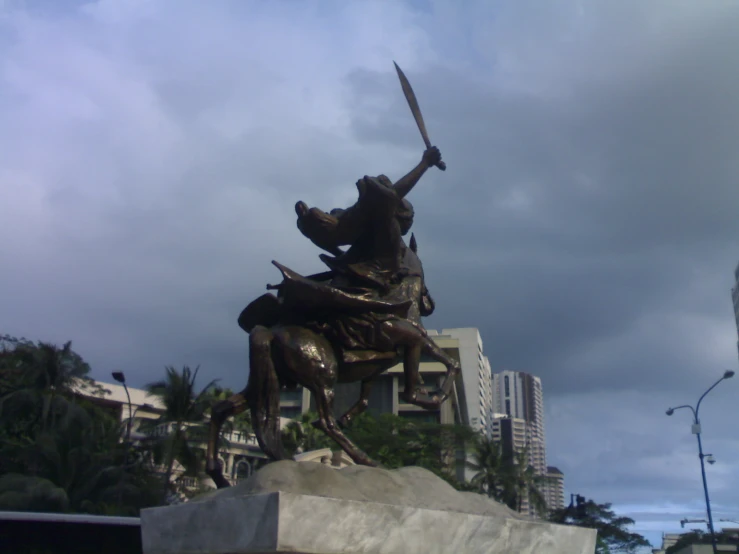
[466,433,548,517]
[345,412,473,481]
[549,498,651,554]
[280,411,334,456]
[280,411,474,487]
[205,386,252,436]
[0,474,69,512]
[142,365,217,501]
[0,335,160,515]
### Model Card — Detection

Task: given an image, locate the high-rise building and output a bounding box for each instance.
[491,371,546,475]
[543,466,565,512]
[490,413,527,458]
[490,413,536,515]
[730,262,739,358]
[490,370,562,516]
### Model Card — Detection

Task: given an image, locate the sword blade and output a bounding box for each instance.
[394,62,432,148]
[394,62,445,170]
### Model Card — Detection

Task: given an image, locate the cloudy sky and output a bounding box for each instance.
[3,0,739,547]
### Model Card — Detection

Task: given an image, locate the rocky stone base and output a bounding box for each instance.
[140,461,596,554]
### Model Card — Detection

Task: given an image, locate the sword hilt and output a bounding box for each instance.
[424,141,446,171]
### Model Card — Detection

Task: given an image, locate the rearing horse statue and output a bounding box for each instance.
[206,146,455,488]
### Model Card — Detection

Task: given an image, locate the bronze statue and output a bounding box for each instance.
[206,63,455,488]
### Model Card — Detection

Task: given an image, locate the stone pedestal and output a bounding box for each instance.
[141,461,596,554]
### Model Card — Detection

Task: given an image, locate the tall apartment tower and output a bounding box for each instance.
[491,370,546,476]
[440,328,493,436]
[731,262,739,358]
[490,413,537,515]
[543,467,565,511]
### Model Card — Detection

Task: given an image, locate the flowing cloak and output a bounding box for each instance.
[240,252,429,356]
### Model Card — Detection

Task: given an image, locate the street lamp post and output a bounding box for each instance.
[666,370,735,554]
[112,371,133,443]
[112,371,132,514]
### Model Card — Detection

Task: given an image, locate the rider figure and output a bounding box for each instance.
[291,146,445,403]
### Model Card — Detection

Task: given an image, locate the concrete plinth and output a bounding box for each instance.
[141,461,596,554]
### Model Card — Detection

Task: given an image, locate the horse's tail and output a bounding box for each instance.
[206,393,247,489]
[246,327,286,461]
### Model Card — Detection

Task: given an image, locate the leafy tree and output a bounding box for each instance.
[279,411,473,487]
[549,497,651,554]
[0,335,104,437]
[0,336,160,515]
[343,412,475,486]
[143,365,217,501]
[281,411,334,456]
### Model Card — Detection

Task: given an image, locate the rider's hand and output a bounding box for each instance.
[422,146,442,168]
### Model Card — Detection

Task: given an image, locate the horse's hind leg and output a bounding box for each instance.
[400,337,462,410]
[421,338,461,400]
[338,378,374,429]
[312,385,378,467]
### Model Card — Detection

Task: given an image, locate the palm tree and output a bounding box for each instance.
[143,366,217,501]
[507,447,548,516]
[466,433,510,501]
[466,434,548,517]
[281,411,333,456]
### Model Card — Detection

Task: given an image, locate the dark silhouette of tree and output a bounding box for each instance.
[549,497,651,553]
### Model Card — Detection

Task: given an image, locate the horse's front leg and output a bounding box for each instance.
[338,378,374,429]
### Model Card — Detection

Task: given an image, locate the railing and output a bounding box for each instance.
[0,511,142,554]
[138,423,260,449]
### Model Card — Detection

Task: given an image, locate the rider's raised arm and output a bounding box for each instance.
[393,147,442,199]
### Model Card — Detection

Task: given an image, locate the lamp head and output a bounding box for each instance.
[724,370,735,379]
[112,371,126,384]
[666,408,674,416]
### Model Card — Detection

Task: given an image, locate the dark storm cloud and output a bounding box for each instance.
[2,0,739,541]
[345,7,739,396]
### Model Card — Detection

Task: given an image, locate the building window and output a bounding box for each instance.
[504,375,510,396]
[505,399,511,416]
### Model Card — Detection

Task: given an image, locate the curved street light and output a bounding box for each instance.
[111,370,135,514]
[666,370,734,554]
[112,371,133,443]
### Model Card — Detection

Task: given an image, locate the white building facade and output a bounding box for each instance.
[492,370,546,476]
[436,328,493,436]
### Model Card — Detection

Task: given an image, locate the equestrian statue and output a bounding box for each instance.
[206,63,457,488]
